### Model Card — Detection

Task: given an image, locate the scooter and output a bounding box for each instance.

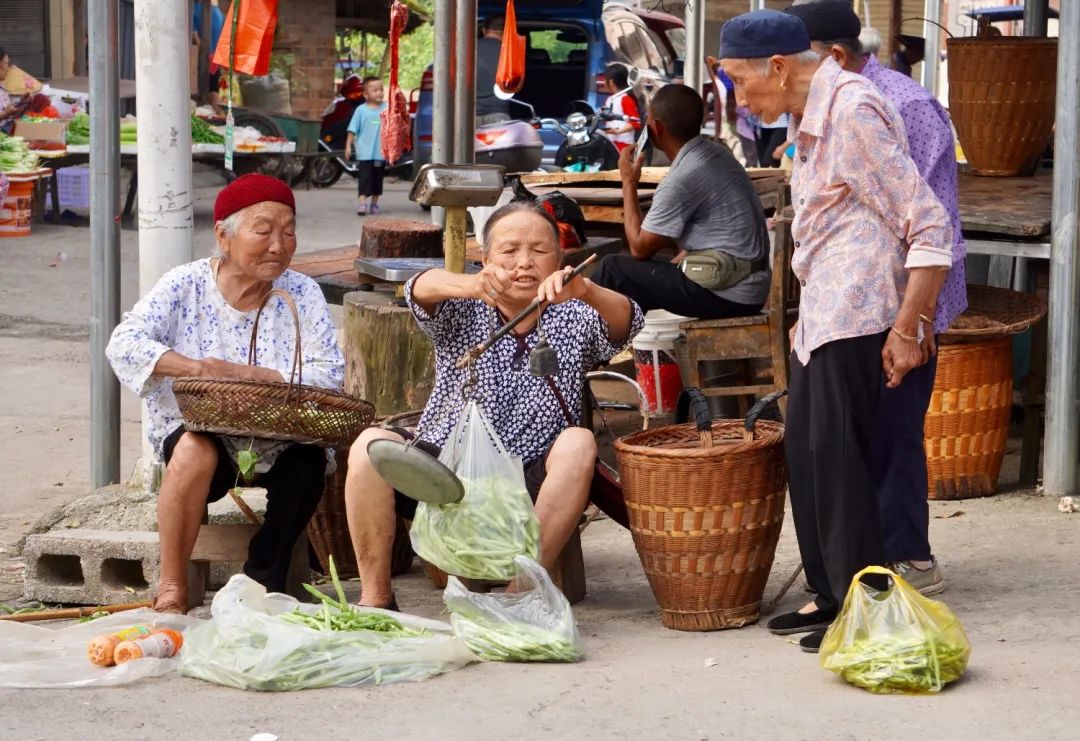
[542,101,627,173]
[473,98,545,173]
[310,75,366,188]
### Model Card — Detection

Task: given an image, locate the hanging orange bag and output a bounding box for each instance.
[213,0,279,77]
[495,0,526,96]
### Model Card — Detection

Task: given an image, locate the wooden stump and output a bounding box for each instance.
[360,218,443,259]
[344,292,435,417]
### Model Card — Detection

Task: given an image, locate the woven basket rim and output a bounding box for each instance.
[615,419,784,458]
[173,376,374,411]
[942,284,1046,340]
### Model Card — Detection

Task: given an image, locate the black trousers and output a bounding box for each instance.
[591,254,763,319]
[163,429,326,593]
[785,332,888,615]
[870,347,938,563]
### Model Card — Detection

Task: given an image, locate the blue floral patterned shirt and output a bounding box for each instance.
[106,259,344,462]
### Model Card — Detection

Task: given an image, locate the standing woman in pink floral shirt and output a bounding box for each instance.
[720,10,954,653]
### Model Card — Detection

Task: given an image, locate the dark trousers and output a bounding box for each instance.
[162,430,326,593]
[870,348,938,563]
[785,333,888,615]
[591,254,763,319]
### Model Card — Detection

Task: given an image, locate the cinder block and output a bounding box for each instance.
[23,530,160,605]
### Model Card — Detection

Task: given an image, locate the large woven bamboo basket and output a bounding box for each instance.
[173,289,375,448]
[615,392,787,631]
[947,37,1057,176]
[925,285,1046,500]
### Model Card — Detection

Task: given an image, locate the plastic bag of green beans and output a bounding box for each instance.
[410,402,540,581]
[444,556,583,662]
[820,565,971,694]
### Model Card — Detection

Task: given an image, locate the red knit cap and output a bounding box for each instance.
[213,173,296,223]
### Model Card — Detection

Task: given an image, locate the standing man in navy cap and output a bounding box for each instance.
[786,0,965,597]
[719,9,953,652]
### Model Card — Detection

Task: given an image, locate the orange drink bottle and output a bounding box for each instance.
[87,625,153,667]
[113,628,184,664]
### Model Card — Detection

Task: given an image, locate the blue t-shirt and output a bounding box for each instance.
[347,103,387,162]
[192,4,225,54]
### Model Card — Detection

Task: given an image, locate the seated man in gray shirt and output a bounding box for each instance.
[592,84,770,319]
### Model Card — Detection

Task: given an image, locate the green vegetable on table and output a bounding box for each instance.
[410,475,540,581]
[66,113,89,145]
[191,115,225,145]
[0,134,39,173]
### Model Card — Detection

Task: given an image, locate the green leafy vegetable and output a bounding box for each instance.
[191,116,225,145]
[236,449,258,482]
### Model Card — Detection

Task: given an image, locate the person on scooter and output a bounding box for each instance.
[476,16,511,125]
[599,63,641,152]
[345,77,387,216]
[591,84,771,320]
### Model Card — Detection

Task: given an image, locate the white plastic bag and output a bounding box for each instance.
[0,608,200,689]
[410,401,540,580]
[444,556,584,662]
[180,574,475,691]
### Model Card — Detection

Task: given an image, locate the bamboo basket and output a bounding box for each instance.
[615,391,787,631]
[173,289,375,448]
[947,36,1057,176]
[306,445,414,579]
[925,285,1047,500]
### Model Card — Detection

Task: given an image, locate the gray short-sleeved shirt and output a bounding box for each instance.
[642,136,770,306]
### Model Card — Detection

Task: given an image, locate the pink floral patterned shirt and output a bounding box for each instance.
[789,59,953,365]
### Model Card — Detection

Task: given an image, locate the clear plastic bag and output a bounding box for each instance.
[820,565,971,694]
[179,574,476,691]
[444,556,584,662]
[0,609,199,689]
[410,401,540,580]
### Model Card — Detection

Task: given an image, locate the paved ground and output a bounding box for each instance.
[1,167,1078,740]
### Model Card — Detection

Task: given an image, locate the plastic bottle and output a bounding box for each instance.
[87,625,153,667]
[113,629,184,664]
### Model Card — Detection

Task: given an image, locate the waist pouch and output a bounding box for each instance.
[680,250,766,290]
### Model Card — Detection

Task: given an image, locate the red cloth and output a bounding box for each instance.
[213,173,295,222]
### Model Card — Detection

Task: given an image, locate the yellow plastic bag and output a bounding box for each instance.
[820,565,971,694]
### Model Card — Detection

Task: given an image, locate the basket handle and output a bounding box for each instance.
[248,288,303,398]
[743,389,787,442]
[675,387,713,449]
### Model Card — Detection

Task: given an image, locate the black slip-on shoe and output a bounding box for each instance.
[767,608,835,635]
[800,629,828,653]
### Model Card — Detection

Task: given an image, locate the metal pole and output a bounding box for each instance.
[432,0,456,224]
[134,0,194,481]
[454,0,477,164]
[920,0,941,98]
[1024,0,1050,37]
[684,0,702,94]
[89,0,121,488]
[1044,0,1080,499]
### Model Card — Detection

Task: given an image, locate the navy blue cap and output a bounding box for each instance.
[718,9,812,60]
[785,2,862,43]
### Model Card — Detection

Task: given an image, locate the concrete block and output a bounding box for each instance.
[23,530,159,605]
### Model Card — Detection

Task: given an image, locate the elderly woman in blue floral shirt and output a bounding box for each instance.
[107,174,344,612]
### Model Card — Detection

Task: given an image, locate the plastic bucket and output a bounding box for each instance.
[632,310,691,414]
[0,180,33,238]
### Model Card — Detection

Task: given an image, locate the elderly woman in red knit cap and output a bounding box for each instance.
[107,174,344,613]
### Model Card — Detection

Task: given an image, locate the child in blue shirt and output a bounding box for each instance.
[345,77,388,215]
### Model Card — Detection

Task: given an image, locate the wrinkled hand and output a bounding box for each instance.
[473,263,515,307]
[538,266,589,305]
[198,358,282,382]
[773,142,788,161]
[671,250,688,265]
[882,331,924,388]
[618,144,644,185]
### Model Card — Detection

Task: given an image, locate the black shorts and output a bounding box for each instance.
[162,426,238,503]
[386,427,549,520]
[356,160,385,197]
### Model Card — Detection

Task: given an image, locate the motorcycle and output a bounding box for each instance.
[542,101,631,173]
[309,74,366,188]
[473,98,545,174]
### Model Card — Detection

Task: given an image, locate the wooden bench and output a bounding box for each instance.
[185,520,310,610]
